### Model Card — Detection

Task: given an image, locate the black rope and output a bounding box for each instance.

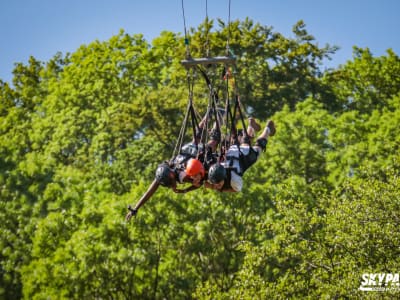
[224,69,249,148]
[226,0,232,56]
[223,78,232,157]
[173,95,190,159]
[190,104,199,144]
[205,0,210,57]
[176,0,246,163]
[197,66,224,156]
[172,69,197,159]
[181,0,190,58]
[236,95,249,140]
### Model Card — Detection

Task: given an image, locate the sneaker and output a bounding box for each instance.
[248,117,261,131]
[266,120,276,136]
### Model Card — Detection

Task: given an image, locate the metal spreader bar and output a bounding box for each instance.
[181,56,236,68]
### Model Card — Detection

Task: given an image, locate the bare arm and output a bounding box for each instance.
[126,179,160,221]
[173,184,200,194]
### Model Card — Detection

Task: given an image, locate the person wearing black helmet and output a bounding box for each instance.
[205,163,227,190]
[125,160,202,221]
[205,120,276,192]
[126,112,222,221]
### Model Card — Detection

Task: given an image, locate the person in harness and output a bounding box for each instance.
[205,119,276,192]
[125,114,221,221]
[125,159,206,221]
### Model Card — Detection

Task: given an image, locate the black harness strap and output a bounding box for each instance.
[226,146,259,176]
[197,66,224,154]
[172,68,201,160]
[189,103,199,144]
[227,94,249,147]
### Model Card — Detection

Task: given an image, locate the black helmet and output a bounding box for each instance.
[208,163,227,184]
[155,163,174,187]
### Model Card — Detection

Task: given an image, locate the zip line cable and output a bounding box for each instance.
[181,0,190,58]
[205,0,210,57]
[226,0,232,56]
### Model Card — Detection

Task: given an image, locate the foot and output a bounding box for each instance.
[248,117,261,131]
[266,120,276,136]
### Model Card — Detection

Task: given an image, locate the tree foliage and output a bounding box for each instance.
[0,18,399,299]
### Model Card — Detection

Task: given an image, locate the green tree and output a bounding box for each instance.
[194,165,400,299]
[1,17,399,299]
[187,19,337,118]
[322,47,400,114]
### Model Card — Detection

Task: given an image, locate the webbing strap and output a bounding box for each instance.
[189,104,199,144]
[172,69,200,160]
[228,94,249,147]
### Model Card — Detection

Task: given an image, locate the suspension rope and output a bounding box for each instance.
[172,69,196,159]
[205,0,210,57]
[222,66,232,153]
[181,0,191,59]
[197,67,215,143]
[226,0,232,56]
[176,0,246,162]
[221,62,250,150]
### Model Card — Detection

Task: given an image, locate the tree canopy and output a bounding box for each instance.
[1,18,399,299]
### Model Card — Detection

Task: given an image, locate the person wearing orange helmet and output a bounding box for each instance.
[183,158,206,188]
[126,113,219,221]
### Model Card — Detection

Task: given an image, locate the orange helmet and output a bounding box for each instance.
[185,158,205,177]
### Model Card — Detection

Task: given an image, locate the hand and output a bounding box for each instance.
[172,186,184,193]
[125,205,138,222]
[204,181,213,189]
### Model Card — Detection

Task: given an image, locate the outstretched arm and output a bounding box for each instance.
[173,184,200,194]
[126,179,160,221]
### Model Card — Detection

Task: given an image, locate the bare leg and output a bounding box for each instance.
[257,120,276,140]
[247,117,261,139]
